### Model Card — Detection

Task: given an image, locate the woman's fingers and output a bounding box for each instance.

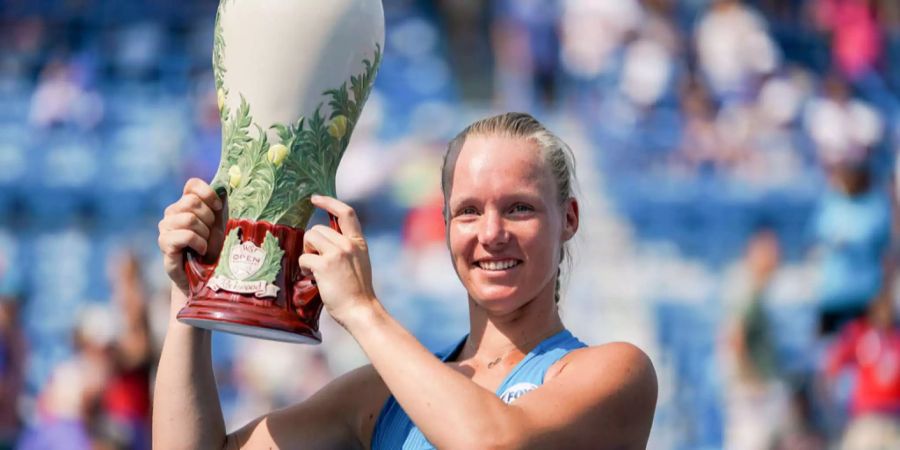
[310,195,363,240]
[297,253,322,278]
[303,224,341,255]
[159,229,208,256]
[166,194,217,228]
[164,212,211,239]
[183,177,223,212]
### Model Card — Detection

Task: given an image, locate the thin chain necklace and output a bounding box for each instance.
[471,325,564,370]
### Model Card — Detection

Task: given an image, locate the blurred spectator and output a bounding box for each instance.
[0,295,25,450]
[676,77,725,173]
[227,342,335,431]
[491,0,561,110]
[694,0,780,100]
[813,0,883,82]
[28,56,103,130]
[727,73,808,188]
[559,0,642,80]
[826,294,900,449]
[812,151,891,335]
[804,75,884,164]
[56,251,154,450]
[17,361,92,450]
[720,227,791,450]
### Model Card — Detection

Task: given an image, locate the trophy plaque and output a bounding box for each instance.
[177,0,384,343]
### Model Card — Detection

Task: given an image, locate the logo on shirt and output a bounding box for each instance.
[499,382,538,404]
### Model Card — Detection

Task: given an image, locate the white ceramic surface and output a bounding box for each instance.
[218,0,384,136]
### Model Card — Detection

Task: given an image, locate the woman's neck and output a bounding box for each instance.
[460,286,565,364]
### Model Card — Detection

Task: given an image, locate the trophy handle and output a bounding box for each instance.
[327,213,341,234]
[288,211,343,317]
[294,211,342,285]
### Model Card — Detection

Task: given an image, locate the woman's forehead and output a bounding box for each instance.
[448,135,552,197]
[457,135,544,173]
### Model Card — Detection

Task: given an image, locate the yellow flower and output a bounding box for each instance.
[267,143,289,167]
[327,115,348,140]
[216,89,226,111]
[228,165,241,188]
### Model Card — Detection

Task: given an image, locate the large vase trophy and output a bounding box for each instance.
[177,0,384,344]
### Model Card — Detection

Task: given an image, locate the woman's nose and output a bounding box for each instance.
[478,210,508,247]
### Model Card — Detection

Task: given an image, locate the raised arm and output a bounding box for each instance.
[299,195,658,450]
[152,179,385,450]
[153,178,230,450]
[153,288,226,450]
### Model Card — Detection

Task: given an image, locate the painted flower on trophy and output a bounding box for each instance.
[327,115,348,140]
[267,144,289,167]
[228,164,242,188]
[217,88,226,112]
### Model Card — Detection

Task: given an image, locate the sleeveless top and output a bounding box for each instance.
[371,329,587,450]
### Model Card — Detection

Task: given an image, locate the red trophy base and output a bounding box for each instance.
[177,218,324,344]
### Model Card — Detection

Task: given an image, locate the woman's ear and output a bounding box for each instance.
[562,197,579,242]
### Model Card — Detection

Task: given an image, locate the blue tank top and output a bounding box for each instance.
[371,329,586,450]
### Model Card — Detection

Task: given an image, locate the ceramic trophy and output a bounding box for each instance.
[177,0,384,343]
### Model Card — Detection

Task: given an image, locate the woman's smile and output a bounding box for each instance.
[474,258,522,272]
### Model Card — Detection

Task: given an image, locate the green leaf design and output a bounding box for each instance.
[229,125,275,219]
[246,231,285,283]
[213,227,240,278]
[212,95,253,194]
[210,37,382,227]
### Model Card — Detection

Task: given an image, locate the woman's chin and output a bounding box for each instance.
[470,287,525,312]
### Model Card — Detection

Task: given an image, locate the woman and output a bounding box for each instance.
[154,113,657,449]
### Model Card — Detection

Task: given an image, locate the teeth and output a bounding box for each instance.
[479,260,518,271]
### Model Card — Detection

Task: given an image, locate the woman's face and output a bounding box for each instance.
[446,135,578,313]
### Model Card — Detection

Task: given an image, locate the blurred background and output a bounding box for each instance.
[1,0,900,448]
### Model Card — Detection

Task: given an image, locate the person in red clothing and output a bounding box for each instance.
[826,293,900,449]
[71,251,153,450]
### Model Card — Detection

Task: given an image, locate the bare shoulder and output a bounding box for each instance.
[227,363,389,450]
[520,342,657,448]
[553,342,658,410]
[562,342,655,380]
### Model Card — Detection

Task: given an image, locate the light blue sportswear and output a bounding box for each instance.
[371,329,587,449]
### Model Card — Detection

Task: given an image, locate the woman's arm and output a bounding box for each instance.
[152,288,226,450]
[301,195,658,450]
[345,305,656,450]
[153,180,383,450]
[153,288,386,450]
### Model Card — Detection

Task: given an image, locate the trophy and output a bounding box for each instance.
[177,0,384,343]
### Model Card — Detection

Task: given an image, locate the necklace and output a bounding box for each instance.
[471,326,564,370]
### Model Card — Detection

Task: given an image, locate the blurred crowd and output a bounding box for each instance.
[2,0,900,449]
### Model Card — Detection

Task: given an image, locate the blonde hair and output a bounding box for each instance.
[440,112,577,303]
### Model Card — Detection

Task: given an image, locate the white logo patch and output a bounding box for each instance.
[229,241,266,280]
[499,382,538,404]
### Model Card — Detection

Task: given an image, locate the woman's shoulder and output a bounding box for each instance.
[548,341,657,410]
[556,340,654,372]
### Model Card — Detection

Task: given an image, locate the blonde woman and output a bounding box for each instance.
[154,112,657,449]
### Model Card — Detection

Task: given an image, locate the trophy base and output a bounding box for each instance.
[179,218,326,345]
[178,300,322,344]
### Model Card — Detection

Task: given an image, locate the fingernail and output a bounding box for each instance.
[214,198,223,210]
[311,194,321,201]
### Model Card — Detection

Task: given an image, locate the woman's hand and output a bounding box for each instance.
[157,178,225,297]
[298,195,378,327]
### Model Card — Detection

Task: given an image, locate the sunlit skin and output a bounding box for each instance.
[154,131,656,450]
[447,135,578,317]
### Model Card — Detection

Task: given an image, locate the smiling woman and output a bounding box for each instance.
[153,112,657,450]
